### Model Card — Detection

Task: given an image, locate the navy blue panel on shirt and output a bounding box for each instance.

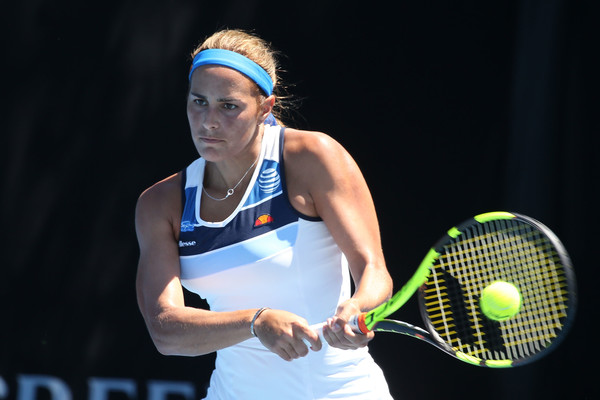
[178,190,298,257]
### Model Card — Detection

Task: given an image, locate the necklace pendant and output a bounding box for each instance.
[202,148,261,202]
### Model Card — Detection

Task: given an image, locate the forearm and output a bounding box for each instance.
[144,306,258,356]
[322,261,392,349]
[349,261,393,313]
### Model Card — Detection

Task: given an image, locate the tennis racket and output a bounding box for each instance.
[315,211,577,368]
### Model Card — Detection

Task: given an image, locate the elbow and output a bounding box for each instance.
[143,311,207,357]
[144,312,185,356]
[155,342,180,356]
[150,330,178,356]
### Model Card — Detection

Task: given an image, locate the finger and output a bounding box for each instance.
[301,337,322,351]
[300,335,322,352]
[292,341,310,357]
[329,318,353,342]
[323,322,369,349]
[285,343,303,360]
[276,347,294,362]
[322,324,353,349]
[300,324,323,351]
[342,324,370,347]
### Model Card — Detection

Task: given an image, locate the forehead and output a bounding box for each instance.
[189,65,257,96]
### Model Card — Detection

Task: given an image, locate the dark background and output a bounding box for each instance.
[2,0,598,399]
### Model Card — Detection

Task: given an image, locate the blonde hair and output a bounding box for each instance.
[192,30,279,92]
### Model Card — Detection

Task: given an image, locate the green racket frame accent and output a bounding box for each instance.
[363,212,517,331]
[357,210,576,368]
[363,248,438,330]
[454,352,513,368]
[418,211,576,368]
[473,211,515,224]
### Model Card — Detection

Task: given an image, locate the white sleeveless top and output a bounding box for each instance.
[178,125,392,399]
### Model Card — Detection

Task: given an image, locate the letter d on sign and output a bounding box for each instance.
[17,375,72,400]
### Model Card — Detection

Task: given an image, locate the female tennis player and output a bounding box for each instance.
[135,29,394,399]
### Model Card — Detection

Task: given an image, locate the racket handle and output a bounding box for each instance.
[303,314,370,347]
[309,322,326,337]
[309,317,365,337]
[303,322,326,348]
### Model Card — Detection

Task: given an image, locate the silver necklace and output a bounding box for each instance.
[202,152,261,201]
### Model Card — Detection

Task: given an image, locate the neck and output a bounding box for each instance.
[202,135,263,202]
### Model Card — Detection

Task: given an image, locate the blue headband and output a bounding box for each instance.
[189,49,274,96]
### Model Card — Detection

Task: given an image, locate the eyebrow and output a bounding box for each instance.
[189,92,241,102]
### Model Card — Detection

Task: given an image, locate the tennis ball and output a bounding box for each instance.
[480,281,522,321]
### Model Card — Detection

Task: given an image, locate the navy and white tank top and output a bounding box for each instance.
[177,125,392,400]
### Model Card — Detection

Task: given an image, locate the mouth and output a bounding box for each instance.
[198,136,224,144]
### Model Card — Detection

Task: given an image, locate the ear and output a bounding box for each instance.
[258,95,276,123]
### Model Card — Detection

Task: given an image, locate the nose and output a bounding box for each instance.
[202,107,220,130]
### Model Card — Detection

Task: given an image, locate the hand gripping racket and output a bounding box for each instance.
[318,211,577,368]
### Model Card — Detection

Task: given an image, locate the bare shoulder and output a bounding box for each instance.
[283,128,346,159]
[135,173,183,237]
[283,128,358,178]
[283,128,360,217]
[137,173,182,211]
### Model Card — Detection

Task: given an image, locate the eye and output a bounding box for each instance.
[223,103,237,110]
[193,98,207,106]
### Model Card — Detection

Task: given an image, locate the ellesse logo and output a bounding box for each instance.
[254,214,274,227]
[258,168,280,193]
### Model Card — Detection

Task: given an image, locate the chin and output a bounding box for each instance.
[195,146,225,162]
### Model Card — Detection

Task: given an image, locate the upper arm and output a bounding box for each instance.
[135,174,185,321]
[284,131,390,292]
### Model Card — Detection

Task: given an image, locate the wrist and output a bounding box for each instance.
[250,307,270,337]
[340,298,362,317]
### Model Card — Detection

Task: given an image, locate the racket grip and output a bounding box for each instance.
[303,315,369,348]
[303,322,326,348]
[309,322,326,338]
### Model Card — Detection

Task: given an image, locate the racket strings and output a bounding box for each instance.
[423,219,571,363]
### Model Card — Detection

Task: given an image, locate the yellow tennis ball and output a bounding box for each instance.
[480,281,522,321]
